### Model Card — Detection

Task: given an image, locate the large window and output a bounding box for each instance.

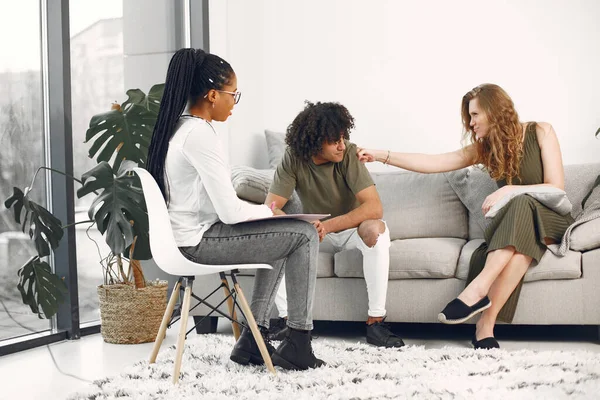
[69,0,124,324]
[0,2,49,341]
[1,0,196,354]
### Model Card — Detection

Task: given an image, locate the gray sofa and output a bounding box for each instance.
[188,161,600,331]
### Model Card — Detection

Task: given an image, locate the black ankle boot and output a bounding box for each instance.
[267,317,289,341]
[271,327,326,370]
[230,326,276,366]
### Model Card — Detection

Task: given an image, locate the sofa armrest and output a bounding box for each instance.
[570,217,600,252]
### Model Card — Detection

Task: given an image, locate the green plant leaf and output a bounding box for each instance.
[118,160,151,260]
[76,162,148,255]
[85,101,156,172]
[123,83,165,114]
[4,187,64,257]
[17,256,68,319]
[4,187,25,223]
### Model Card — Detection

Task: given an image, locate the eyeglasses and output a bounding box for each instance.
[216,90,242,104]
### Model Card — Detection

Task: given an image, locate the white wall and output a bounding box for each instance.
[210,0,600,171]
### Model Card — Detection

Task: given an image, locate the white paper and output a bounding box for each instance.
[243,213,330,223]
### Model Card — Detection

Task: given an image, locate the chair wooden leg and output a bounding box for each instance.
[173,280,193,384]
[149,281,181,364]
[234,282,276,375]
[222,277,241,340]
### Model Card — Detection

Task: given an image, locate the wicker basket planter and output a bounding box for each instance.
[97,280,168,344]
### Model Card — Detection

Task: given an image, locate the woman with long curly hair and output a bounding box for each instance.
[357,83,574,349]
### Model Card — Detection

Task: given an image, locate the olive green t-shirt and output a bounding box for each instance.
[269,141,374,218]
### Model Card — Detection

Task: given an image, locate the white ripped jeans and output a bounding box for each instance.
[275,221,391,318]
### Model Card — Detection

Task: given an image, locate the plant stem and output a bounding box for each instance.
[61,220,94,229]
[28,166,99,195]
[116,254,128,283]
[104,253,120,285]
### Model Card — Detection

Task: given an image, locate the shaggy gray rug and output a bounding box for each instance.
[69,334,600,399]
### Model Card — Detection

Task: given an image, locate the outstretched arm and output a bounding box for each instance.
[357,145,477,173]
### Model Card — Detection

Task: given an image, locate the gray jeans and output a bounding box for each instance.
[179,219,319,330]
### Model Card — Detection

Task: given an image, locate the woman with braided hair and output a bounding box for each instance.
[146,48,325,370]
[357,83,573,349]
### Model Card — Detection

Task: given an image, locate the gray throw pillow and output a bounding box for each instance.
[485,186,572,218]
[231,166,275,204]
[230,165,303,214]
[444,166,498,239]
[264,130,286,169]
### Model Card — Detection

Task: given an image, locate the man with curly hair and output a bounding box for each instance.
[265,101,404,348]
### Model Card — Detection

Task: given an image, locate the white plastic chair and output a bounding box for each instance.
[133,168,275,383]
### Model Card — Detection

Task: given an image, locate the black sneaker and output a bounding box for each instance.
[271,328,326,370]
[230,326,276,365]
[267,317,289,341]
[366,318,405,348]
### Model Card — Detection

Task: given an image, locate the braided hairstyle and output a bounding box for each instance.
[146,48,234,200]
[286,101,355,161]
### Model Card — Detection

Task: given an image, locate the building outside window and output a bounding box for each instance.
[69,0,124,325]
[0,1,48,341]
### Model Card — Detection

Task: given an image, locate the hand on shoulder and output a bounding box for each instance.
[356,146,381,163]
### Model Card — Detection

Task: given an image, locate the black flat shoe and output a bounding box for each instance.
[472,336,500,350]
[438,296,491,324]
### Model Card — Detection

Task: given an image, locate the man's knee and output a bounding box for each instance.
[358,220,386,248]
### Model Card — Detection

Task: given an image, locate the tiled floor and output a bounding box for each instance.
[1,319,598,400]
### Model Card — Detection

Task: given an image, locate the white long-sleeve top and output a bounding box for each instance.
[165,116,272,246]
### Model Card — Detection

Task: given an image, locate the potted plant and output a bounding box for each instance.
[3,84,167,344]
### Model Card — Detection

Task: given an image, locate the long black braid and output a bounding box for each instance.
[146,48,234,200]
[286,101,355,161]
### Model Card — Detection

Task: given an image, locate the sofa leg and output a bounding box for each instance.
[193,316,218,334]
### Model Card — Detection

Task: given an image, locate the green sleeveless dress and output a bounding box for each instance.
[466,122,574,323]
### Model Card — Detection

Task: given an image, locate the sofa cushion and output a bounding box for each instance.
[444,167,498,240]
[334,238,466,280]
[237,251,334,278]
[455,239,485,280]
[456,239,582,282]
[264,130,286,169]
[316,252,335,278]
[231,166,275,204]
[231,165,303,214]
[372,172,468,240]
